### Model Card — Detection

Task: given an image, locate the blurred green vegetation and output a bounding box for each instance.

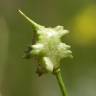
[0,0,96,96]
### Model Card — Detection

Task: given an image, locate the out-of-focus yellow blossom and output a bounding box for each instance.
[72,5,96,46]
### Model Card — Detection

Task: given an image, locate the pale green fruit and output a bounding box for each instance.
[18,10,73,75]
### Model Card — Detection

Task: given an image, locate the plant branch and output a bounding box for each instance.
[18,9,72,96]
[54,69,68,96]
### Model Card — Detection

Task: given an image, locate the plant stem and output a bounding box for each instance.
[54,69,68,96]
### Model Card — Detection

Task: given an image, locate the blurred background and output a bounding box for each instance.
[0,0,96,96]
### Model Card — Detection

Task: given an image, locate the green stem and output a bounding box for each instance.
[54,69,68,96]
